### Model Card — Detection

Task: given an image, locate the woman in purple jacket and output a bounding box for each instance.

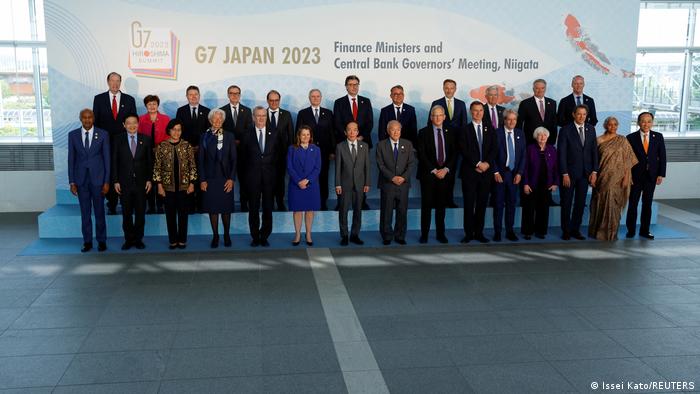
[521,127,559,239]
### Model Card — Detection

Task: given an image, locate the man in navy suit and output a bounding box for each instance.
[558,105,599,240]
[482,85,505,132]
[92,72,137,215]
[492,109,526,242]
[68,109,110,252]
[459,101,498,244]
[557,75,598,129]
[378,85,417,145]
[176,85,210,213]
[517,79,558,145]
[333,75,374,148]
[626,112,667,240]
[245,106,285,247]
[112,114,153,250]
[266,90,294,211]
[220,85,253,212]
[296,89,335,210]
[430,79,466,208]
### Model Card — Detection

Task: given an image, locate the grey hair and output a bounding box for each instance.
[387,120,402,131]
[485,85,499,95]
[208,108,226,123]
[430,105,445,116]
[308,88,322,97]
[253,105,266,115]
[603,116,619,129]
[533,126,550,139]
[503,108,518,119]
[572,75,584,83]
[533,78,547,87]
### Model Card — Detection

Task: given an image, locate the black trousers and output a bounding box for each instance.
[164,190,189,244]
[626,177,656,235]
[237,145,250,211]
[462,172,492,238]
[147,187,164,212]
[420,175,450,238]
[380,185,409,241]
[249,178,275,241]
[521,187,551,236]
[274,162,286,209]
[120,186,147,243]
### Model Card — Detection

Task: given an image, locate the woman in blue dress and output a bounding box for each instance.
[287,125,321,246]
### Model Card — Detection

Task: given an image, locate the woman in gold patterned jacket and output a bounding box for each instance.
[153,119,197,249]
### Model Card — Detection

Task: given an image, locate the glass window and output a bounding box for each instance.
[0,0,33,41]
[633,52,685,135]
[0,47,40,140]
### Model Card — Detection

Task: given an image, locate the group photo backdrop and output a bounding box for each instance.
[45,0,640,199]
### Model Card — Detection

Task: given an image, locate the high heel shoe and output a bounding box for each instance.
[306,240,313,246]
[224,234,232,247]
[210,235,219,248]
[292,234,301,246]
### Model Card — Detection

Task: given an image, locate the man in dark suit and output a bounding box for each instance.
[517,79,558,145]
[220,85,253,212]
[68,109,110,252]
[92,72,137,215]
[416,105,457,244]
[112,114,153,250]
[245,106,285,247]
[482,85,505,132]
[335,121,371,245]
[626,112,667,240]
[376,120,415,245]
[557,75,598,129]
[558,105,599,240]
[176,85,210,213]
[266,90,294,211]
[492,109,526,242]
[459,101,498,243]
[378,85,417,145]
[296,89,335,210]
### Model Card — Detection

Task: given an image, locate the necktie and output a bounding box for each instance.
[270,111,277,130]
[395,107,401,121]
[111,95,117,120]
[233,106,238,127]
[576,96,582,106]
[150,122,156,143]
[538,99,545,121]
[436,128,444,166]
[352,98,358,121]
[314,108,319,123]
[578,126,585,145]
[506,132,515,170]
[191,107,197,120]
[130,135,136,157]
[643,133,649,154]
[84,131,90,150]
[351,143,357,161]
[258,129,265,152]
[477,125,483,161]
[393,142,398,162]
[491,107,497,129]
[447,99,453,119]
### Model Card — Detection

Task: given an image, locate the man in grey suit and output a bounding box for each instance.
[376,120,415,245]
[335,121,371,245]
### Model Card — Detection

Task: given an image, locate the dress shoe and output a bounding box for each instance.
[362,201,371,210]
[523,234,532,240]
[436,235,448,244]
[534,233,545,239]
[224,235,232,247]
[250,239,260,247]
[340,236,349,246]
[460,236,471,244]
[350,236,364,245]
[493,233,502,242]
[419,235,428,244]
[571,232,586,240]
[134,241,145,249]
[146,208,156,215]
[625,232,635,239]
[276,203,287,212]
[395,239,406,245]
[382,240,391,245]
[561,232,571,241]
[260,239,270,247]
[447,202,458,208]
[81,242,93,253]
[168,244,177,250]
[210,235,219,248]
[108,209,117,215]
[157,208,165,214]
[506,232,519,241]
[640,232,655,240]
[98,242,107,252]
[177,243,186,249]
[475,235,490,243]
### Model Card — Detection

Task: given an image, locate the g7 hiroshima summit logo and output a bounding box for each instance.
[128,21,180,80]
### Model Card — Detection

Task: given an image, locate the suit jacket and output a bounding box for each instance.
[482,104,505,132]
[175,104,211,147]
[243,127,285,186]
[376,138,415,190]
[557,123,599,180]
[335,140,371,191]
[333,95,374,148]
[296,107,335,156]
[220,103,253,141]
[459,122,498,179]
[92,91,137,138]
[430,97,467,130]
[267,108,295,149]
[111,132,154,190]
[522,144,559,189]
[198,130,237,182]
[557,93,598,127]
[517,96,558,145]
[627,130,667,182]
[493,127,526,176]
[378,103,418,144]
[68,127,111,187]
[415,124,457,180]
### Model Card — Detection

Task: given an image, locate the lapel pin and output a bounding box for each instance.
[139,141,143,145]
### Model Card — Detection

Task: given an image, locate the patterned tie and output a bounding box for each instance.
[111,95,118,120]
[258,129,264,152]
[576,96,582,106]
[578,126,585,145]
[477,125,483,161]
[351,143,357,161]
[436,128,444,166]
[491,107,497,129]
[538,99,545,121]
[130,134,136,157]
[507,131,515,170]
[352,98,358,121]
[393,142,398,162]
[84,131,89,150]
[447,99,453,120]
[314,108,319,124]
[643,133,649,154]
[270,111,277,130]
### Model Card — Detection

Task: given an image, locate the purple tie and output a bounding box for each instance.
[436,128,445,167]
[538,99,545,121]
[491,107,497,129]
